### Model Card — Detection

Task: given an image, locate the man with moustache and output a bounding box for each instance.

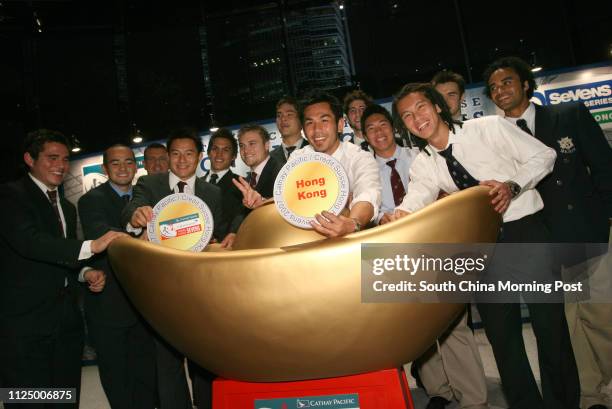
[143,142,169,175]
[235,90,381,238]
[0,129,124,408]
[122,127,225,409]
[78,144,156,409]
[389,83,579,409]
[271,96,309,165]
[484,56,612,409]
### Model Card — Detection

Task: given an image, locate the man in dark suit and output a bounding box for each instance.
[237,124,283,199]
[0,129,124,408]
[203,128,245,245]
[270,96,309,165]
[343,89,374,151]
[485,56,612,409]
[122,128,225,409]
[78,144,156,409]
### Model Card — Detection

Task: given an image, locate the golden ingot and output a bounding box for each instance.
[109,186,501,382]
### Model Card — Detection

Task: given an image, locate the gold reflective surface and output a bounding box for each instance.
[109,186,501,382]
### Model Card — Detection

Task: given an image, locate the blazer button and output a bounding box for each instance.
[567,204,574,210]
[556,179,563,186]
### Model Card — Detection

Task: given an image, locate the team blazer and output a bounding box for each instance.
[533,102,612,243]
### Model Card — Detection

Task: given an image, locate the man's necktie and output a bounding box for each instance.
[46,190,65,237]
[360,141,369,151]
[285,146,296,159]
[209,173,218,185]
[386,159,406,206]
[516,119,533,136]
[438,144,479,191]
[248,172,257,188]
[177,181,187,193]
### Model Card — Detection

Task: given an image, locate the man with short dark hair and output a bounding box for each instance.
[485,56,612,409]
[78,144,156,408]
[0,129,124,408]
[343,89,374,150]
[390,82,579,409]
[122,127,225,409]
[143,142,169,175]
[271,96,309,164]
[432,70,466,121]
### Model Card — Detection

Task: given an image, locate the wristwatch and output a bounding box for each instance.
[351,218,362,232]
[504,181,521,199]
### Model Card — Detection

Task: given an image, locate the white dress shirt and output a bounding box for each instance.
[294,141,382,221]
[396,115,556,222]
[29,173,93,259]
[376,145,420,223]
[207,169,229,183]
[168,172,197,195]
[250,156,271,186]
[503,102,536,134]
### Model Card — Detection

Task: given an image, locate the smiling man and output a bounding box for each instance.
[343,89,374,150]
[121,127,226,409]
[78,144,156,408]
[432,70,466,121]
[237,124,283,199]
[0,129,124,408]
[389,82,580,409]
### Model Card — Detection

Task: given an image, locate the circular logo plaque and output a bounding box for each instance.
[273,152,349,228]
[147,193,214,252]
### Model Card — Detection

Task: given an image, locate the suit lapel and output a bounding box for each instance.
[23,177,66,238]
[534,104,558,146]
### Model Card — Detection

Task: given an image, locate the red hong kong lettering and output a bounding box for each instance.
[298,191,306,200]
[296,179,305,188]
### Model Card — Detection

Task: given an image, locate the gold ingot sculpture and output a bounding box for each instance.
[109,186,501,382]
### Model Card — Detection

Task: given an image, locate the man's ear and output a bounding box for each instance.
[24,152,35,169]
[337,116,345,133]
[522,80,530,93]
[265,141,270,152]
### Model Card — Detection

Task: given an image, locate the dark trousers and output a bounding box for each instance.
[190,362,214,409]
[154,335,192,409]
[477,213,579,409]
[0,294,84,408]
[88,319,157,409]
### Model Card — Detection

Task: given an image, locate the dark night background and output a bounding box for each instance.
[0,0,610,182]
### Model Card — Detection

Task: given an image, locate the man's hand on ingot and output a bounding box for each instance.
[232,177,265,209]
[91,230,128,254]
[310,211,356,238]
[480,180,511,214]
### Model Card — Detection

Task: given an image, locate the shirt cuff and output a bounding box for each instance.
[78,240,93,260]
[126,222,143,236]
[350,194,379,222]
[79,266,93,283]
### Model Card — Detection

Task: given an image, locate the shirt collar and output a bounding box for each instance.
[109,181,132,198]
[281,138,305,150]
[375,144,400,164]
[503,102,536,124]
[251,155,270,176]
[210,168,229,181]
[29,173,57,194]
[429,126,460,153]
[168,172,197,193]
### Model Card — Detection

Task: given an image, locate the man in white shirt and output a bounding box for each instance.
[235,90,381,238]
[389,83,579,409]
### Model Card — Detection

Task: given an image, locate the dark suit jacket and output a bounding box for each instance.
[121,172,226,241]
[0,176,83,336]
[204,169,245,234]
[533,103,612,243]
[78,182,139,327]
[249,156,283,199]
[269,138,310,165]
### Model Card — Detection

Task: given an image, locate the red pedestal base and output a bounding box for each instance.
[213,368,415,409]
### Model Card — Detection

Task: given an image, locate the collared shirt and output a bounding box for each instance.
[281,138,307,159]
[169,172,197,194]
[294,141,382,221]
[503,102,536,135]
[109,182,133,199]
[375,145,420,222]
[206,169,229,183]
[250,156,271,186]
[29,173,93,286]
[396,115,556,222]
